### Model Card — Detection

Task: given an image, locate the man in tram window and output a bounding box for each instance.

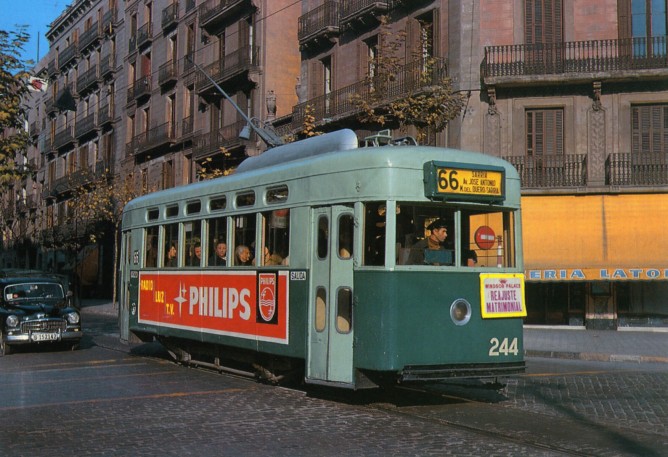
[189,243,202,266]
[235,245,254,266]
[209,241,227,266]
[165,243,178,268]
[407,218,453,265]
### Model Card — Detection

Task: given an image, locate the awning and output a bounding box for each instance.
[522,194,668,281]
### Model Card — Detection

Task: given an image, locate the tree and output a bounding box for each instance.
[0,27,33,191]
[351,17,466,144]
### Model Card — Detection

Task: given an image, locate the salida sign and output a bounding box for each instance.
[138,271,289,344]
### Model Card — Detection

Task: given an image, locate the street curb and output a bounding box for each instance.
[525,350,668,364]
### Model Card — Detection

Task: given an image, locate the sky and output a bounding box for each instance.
[0,0,68,66]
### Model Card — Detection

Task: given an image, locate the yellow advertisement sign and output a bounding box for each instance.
[436,167,503,197]
[480,273,527,318]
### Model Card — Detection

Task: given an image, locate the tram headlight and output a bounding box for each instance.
[450,299,472,326]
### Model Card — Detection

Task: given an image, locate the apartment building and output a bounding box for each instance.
[2,0,300,296]
[293,0,668,329]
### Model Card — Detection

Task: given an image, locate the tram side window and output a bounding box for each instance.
[208,216,228,267]
[338,214,353,259]
[363,202,386,266]
[262,209,289,266]
[185,221,203,267]
[395,204,455,266]
[164,223,179,268]
[234,214,256,266]
[336,287,352,333]
[317,215,328,259]
[145,226,159,268]
[462,209,515,268]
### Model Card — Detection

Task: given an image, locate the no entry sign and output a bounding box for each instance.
[475,226,496,250]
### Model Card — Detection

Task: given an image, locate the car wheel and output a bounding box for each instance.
[70,342,80,351]
[0,331,11,356]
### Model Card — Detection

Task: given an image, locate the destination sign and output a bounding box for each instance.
[436,167,503,197]
[423,161,505,201]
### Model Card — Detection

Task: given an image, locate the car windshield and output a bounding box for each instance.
[4,283,64,301]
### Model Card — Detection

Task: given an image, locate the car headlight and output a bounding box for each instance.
[6,315,19,328]
[66,312,80,325]
[450,299,472,326]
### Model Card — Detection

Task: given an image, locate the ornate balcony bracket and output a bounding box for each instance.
[592,81,602,111]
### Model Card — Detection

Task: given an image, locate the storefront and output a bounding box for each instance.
[522,194,668,329]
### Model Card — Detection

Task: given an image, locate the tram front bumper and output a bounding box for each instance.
[399,361,526,382]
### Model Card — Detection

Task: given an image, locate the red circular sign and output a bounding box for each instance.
[474,226,496,250]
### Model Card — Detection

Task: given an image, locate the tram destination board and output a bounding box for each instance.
[423,161,505,202]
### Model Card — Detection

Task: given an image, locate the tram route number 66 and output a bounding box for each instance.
[489,337,519,356]
[438,168,461,191]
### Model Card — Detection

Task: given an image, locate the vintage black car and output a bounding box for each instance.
[0,271,82,356]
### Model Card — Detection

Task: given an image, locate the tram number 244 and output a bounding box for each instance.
[488,337,519,357]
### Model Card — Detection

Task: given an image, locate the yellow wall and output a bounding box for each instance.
[522,194,668,270]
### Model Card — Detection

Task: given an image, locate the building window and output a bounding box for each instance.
[632,104,668,153]
[524,0,563,44]
[526,108,563,156]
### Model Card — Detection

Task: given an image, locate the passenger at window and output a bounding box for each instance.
[209,241,227,266]
[408,218,451,265]
[146,236,158,267]
[165,243,178,268]
[263,246,283,266]
[463,249,478,267]
[235,245,253,266]
[189,243,202,266]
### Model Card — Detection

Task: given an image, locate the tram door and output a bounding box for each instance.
[307,206,355,385]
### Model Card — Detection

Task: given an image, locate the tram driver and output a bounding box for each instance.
[407,218,453,265]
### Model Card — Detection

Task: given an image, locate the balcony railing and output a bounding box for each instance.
[76,65,99,95]
[181,115,194,138]
[158,59,178,86]
[79,22,101,52]
[131,76,151,100]
[75,112,97,139]
[98,102,114,127]
[298,1,340,47]
[102,8,117,35]
[483,37,668,79]
[129,122,176,156]
[502,154,587,188]
[193,121,245,159]
[606,152,668,186]
[47,59,58,78]
[340,0,392,27]
[196,46,259,93]
[100,52,115,78]
[53,125,75,150]
[162,2,179,30]
[199,0,251,32]
[292,58,447,127]
[137,22,153,49]
[58,42,79,70]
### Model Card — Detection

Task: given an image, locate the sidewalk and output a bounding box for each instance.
[80,300,668,364]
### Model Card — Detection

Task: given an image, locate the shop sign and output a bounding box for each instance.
[527,268,668,281]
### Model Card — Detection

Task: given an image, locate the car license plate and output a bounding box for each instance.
[32,333,59,342]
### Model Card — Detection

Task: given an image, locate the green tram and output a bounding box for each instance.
[119,130,526,389]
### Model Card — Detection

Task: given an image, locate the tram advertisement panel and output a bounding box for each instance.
[479,273,527,318]
[137,271,289,343]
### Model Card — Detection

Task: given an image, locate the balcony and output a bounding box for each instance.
[483,37,668,87]
[193,121,246,160]
[181,115,194,139]
[98,102,114,128]
[196,46,259,95]
[29,121,40,137]
[101,8,117,35]
[298,1,340,50]
[199,0,254,33]
[127,122,176,157]
[75,112,97,139]
[79,22,101,52]
[58,42,79,70]
[162,2,179,31]
[502,154,587,189]
[47,59,58,79]
[99,52,115,79]
[607,152,668,187]
[292,58,447,128]
[158,59,178,87]
[137,22,153,50]
[53,125,75,151]
[339,0,392,29]
[45,96,58,115]
[76,64,99,95]
[128,76,152,104]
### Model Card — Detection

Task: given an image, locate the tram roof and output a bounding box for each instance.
[123,130,520,217]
